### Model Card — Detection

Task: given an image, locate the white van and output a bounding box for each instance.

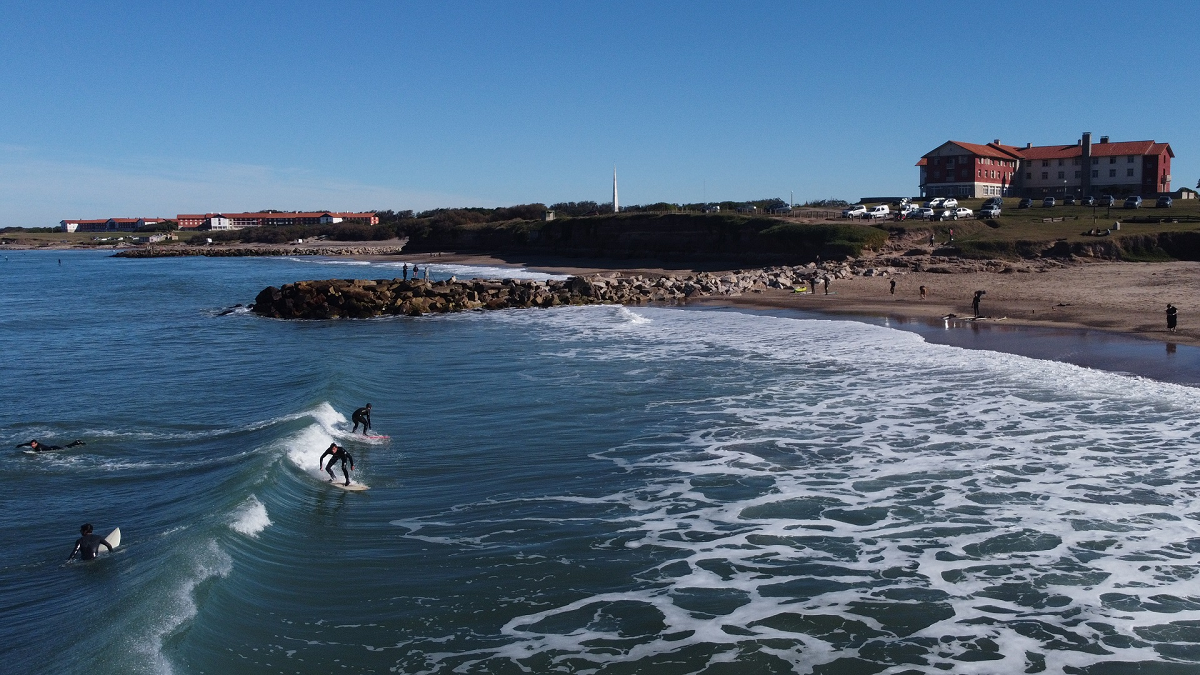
[863,205,891,219]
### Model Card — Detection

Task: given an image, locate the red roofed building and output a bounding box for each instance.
[919,132,1173,199]
[60,217,170,233]
[176,211,379,230]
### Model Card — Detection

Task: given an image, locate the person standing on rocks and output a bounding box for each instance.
[1167,304,1178,333]
[402,263,409,280]
[412,264,419,280]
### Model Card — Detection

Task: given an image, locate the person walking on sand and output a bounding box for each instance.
[823,277,830,295]
[889,279,896,296]
[919,285,927,300]
[972,290,985,318]
[1167,304,1178,333]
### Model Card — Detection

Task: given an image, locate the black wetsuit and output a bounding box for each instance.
[320,446,355,484]
[17,440,84,452]
[1168,306,1178,331]
[351,407,371,434]
[70,533,112,561]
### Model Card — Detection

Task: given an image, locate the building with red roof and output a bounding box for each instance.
[176,211,379,230]
[919,132,1173,199]
[60,217,170,233]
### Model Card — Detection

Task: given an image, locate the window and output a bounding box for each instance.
[1127,168,1134,177]
[1042,160,1049,167]
[1058,159,1064,166]
[1109,157,1116,164]
[1073,159,1080,165]
[1026,172,1032,179]
[1128,156,1135,163]
[1109,169,1116,177]
[1058,171,1065,179]
[1092,158,1098,165]
[1042,172,1049,179]
[1075,171,1081,178]
[978,169,982,177]
[947,158,955,166]
[1092,170,1098,178]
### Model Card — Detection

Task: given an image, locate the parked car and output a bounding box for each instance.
[981,197,1003,208]
[950,207,973,219]
[934,209,953,221]
[924,197,945,208]
[863,205,891,219]
[942,198,959,209]
[842,205,867,218]
[1156,196,1173,208]
[979,205,1002,218]
[1064,195,1077,206]
[1043,197,1056,207]
[1124,196,1142,209]
[1018,198,1033,209]
[1081,195,1096,206]
[914,207,935,220]
[1099,195,1115,207]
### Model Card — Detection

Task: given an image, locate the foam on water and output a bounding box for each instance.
[395,307,1200,672]
[229,496,271,537]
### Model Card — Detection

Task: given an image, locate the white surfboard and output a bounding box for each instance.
[329,481,369,492]
[99,528,120,554]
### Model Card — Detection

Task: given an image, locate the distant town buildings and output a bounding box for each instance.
[176,211,379,229]
[919,132,1173,198]
[60,217,170,233]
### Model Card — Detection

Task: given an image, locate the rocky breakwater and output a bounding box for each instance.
[115,244,407,258]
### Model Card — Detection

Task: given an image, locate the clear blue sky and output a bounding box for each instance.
[2,0,1197,226]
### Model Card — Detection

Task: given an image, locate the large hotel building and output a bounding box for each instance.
[918,132,1173,199]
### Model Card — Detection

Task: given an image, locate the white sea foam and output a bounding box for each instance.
[399,306,1200,672]
[131,539,232,675]
[229,496,270,537]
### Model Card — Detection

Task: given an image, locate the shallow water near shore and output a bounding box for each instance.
[4,250,1200,674]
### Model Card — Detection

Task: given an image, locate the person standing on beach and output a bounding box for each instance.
[319,443,355,486]
[919,285,927,300]
[889,279,896,296]
[823,277,830,295]
[1167,304,1178,333]
[972,290,985,318]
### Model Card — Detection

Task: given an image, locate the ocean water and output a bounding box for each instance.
[4,250,1200,674]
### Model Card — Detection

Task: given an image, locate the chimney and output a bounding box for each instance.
[1026,142,1031,149]
[993,139,1001,145]
[1100,136,1109,144]
[1081,132,1093,195]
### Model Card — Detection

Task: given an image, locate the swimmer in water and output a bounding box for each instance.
[17,439,85,452]
[68,523,112,561]
[319,443,355,486]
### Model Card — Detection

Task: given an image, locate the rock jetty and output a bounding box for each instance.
[115,245,407,258]
[250,254,1077,320]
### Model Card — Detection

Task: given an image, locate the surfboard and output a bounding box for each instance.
[328,481,370,491]
[364,435,390,440]
[99,528,120,554]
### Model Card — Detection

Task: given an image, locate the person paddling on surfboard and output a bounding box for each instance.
[351,404,372,435]
[68,523,112,561]
[18,439,85,452]
[319,443,355,486]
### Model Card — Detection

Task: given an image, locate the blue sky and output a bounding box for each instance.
[1,0,1197,226]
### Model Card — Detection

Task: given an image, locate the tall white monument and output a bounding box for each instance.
[613,166,619,213]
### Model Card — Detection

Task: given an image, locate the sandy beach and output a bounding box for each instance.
[382,251,1200,349]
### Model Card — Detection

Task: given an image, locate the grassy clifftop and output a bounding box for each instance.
[400,212,889,263]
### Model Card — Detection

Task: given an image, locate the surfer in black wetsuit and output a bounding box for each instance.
[17,439,85,452]
[68,523,112,561]
[319,443,355,485]
[351,404,372,435]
